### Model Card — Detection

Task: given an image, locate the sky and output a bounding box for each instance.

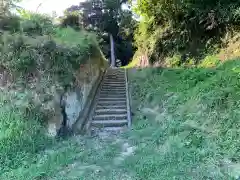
[18,0,85,16]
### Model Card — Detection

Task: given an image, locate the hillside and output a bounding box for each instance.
[1,60,239,179]
[132,0,240,68]
[128,60,240,179]
[0,12,106,176]
[1,1,240,179]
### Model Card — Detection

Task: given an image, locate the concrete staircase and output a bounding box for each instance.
[89,68,131,133]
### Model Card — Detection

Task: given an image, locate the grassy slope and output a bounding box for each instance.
[127,60,240,179]
[2,60,240,180]
[0,21,103,176]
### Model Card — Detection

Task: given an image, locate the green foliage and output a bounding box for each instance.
[0,16,21,32]
[133,0,240,66]
[1,10,55,35]
[0,94,51,173]
[0,12,104,175]
[199,55,220,67]
[18,10,55,35]
[128,59,240,179]
[68,0,135,65]
[0,25,98,87]
[165,54,182,67]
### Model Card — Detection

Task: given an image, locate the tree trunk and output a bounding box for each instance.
[0,0,8,16]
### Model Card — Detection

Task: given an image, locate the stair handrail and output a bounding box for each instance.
[124,68,132,127]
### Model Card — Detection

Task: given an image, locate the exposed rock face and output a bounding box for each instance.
[47,57,107,137]
[65,91,82,128]
[0,56,107,137]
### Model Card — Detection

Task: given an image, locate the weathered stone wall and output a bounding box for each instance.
[47,56,108,136]
[0,52,108,137]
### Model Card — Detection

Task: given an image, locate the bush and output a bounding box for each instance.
[0,92,50,173]
[133,0,240,66]
[0,13,104,174]
[0,28,98,85]
[199,55,220,68]
[129,59,240,179]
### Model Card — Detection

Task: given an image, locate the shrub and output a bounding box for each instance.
[199,55,220,68]
[133,0,240,66]
[129,60,240,179]
[165,54,182,67]
[0,13,104,174]
[0,93,50,173]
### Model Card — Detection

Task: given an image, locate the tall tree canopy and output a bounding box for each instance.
[62,0,136,66]
[133,0,240,65]
[0,0,22,16]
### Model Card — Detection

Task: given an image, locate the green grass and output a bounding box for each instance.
[0,134,127,180]
[0,105,52,174]
[124,60,240,179]
[0,13,108,179]
[2,60,240,179]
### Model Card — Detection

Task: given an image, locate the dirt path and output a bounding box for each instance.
[48,131,136,180]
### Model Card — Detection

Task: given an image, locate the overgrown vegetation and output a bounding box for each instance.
[127,60,240,179]
[2,1,240,179]
[133,0,240,65]
[2,60,240,179]
[62,0,136,66]
[0,11,103,174]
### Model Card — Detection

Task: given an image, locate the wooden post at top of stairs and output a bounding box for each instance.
[110,34,116,67]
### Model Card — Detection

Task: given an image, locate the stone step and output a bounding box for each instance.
[98,97,126,101]
[95,109,127,115]
[105,74,124,76]
[107,70,124,72]
[102,83,125,86]
[97,101,126,106]
[104,77,125,80]
[100,91,126,95]
[102,83,125,85]
[92,127,126,132]
[99,91,126,95]
[100,87,126,89]
[102,80,125,83]
[106,71,124,74]
[103,80,125,82]
[97,100,126,104]
[102,81,125,83]
[91,120,128,128]
[98,97,126,100]
[93,114,127,120]
[106,73,124,75]
[98,94,126,98]
[99,89,126,94]
[95,108,127,111]
[95,105,127,110]
[98,95,126,98]
[101,85,125,88]
[90,127,126,136]
[101,88,125,91]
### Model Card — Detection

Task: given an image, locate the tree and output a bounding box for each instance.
[0,0,22,16]
[60,6,81,29]
[133,0,240,65]
[62,0,135,66]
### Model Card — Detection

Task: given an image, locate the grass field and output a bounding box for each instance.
[1,60,240,179]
